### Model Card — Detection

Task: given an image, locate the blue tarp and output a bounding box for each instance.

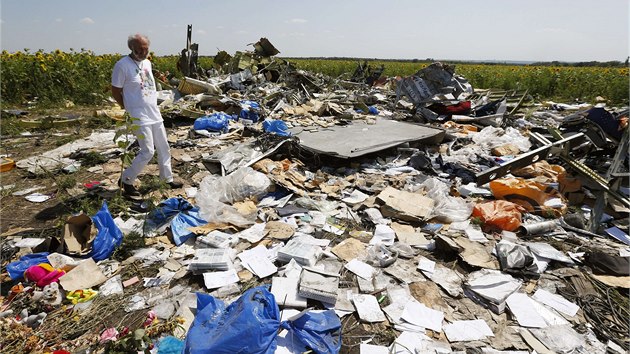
[146,197,207,245]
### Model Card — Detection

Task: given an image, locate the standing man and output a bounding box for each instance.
[111,33,182,196]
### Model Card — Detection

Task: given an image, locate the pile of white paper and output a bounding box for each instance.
[277,239,320,266]
[189,248,233,271]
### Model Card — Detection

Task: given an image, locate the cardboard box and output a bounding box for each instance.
[63,214,96,256]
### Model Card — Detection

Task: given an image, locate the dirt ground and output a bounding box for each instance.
[0,106,183,234]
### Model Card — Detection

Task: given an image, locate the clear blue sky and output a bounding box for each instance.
[1,0,628,62]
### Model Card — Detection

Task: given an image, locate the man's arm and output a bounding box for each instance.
[111,86,124,109]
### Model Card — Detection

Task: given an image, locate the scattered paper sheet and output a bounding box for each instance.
[271,276,307,308]
[384,258,425,284]
[359,343,390,354]
[526,242,573,264]
[465,225,488,242]
[466,269,522,304]
[331,238,367,262]
[532,300,569,326]
[417,257,435,275]
[383,302,406,325]
[47,252,81,270]
[422,264,463,297]
[394,321,427,333]
[390,331,433,354]
[245,257,277,278]
[236,222,266,243]
[25,193,51,203]
[352,294,386,323]
[13,238,47,248]
[239,245,277,278]
[309,211,327,227]
[443,319,494,342]
[480,348,530,354]
[529,325,586,353]
[449,219,470,231]
[391,222,429,246]
[370,224,395,246]
[365,208,390,225]
[99,275,123,296]
[202,269,239,289]
[401,300,444,332]
[345,259,375,280]
[506,293,547,328]
[342,189,369,205]
[323,222,345,235]
[532,289,579,317]
[59,258,107,291]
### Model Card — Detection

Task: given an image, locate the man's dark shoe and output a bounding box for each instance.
[167,180,183,189]
[118,178,141,197]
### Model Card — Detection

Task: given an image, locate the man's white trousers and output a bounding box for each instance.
[121,122,173,184]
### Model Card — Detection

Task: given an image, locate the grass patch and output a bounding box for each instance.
[79,151,108,167]
[56,174,77,190]
[0,115,25,136]
[54,135,76,146]
[112,230,146,261]
[86,114,114,129]
[139,175,168,195]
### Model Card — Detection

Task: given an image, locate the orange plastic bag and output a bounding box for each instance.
[472,200,527,231]
[489,178,567,217]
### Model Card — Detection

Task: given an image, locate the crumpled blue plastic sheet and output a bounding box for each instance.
[240,100,262,122]
[262,119,291,137]
[6,252,50,280]
[183,286,342,354]
[280,309,342,354]
[146,197,207,245]
[193,112,234,133]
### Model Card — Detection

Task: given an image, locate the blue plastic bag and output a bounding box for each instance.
[280,310,342,354]
[193,112,233,133]
[146,197,207,245]
[368,106,379,115]
[262,119,291,137]
[87,201,123,261]
[6,252,50,280]
[184,287,343,354]
[184,286,280,354]
[157,336,185,354]
[240,100,262,122]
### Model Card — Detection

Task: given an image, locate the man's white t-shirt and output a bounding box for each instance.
[111,55,163,126]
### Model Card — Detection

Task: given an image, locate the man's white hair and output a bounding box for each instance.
[127,33,150,50]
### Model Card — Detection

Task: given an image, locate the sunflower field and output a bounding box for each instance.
[1,50,627,106]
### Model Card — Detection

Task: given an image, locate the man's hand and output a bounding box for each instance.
[111,86,125,109]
